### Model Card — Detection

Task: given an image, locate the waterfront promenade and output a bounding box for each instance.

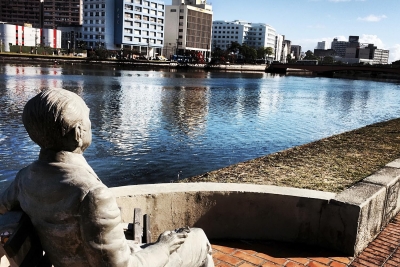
[211,211,400,266]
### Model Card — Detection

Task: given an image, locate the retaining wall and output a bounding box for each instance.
[112,159,400,256]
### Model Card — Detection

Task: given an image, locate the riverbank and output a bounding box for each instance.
[181,118,400,193]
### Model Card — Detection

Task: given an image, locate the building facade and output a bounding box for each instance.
[290,45,301,60]
[331,38,348,58]
[164,0,213,59]
[0,0,82,29]
[317,41,326,50]
[81,0,165,57]
[0,23,61,52]
[211,20,277,51]
[211,20,250,51]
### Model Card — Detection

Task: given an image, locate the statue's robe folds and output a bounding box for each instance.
[0,151,212,267]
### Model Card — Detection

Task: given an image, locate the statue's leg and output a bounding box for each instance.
[166,228,214,267]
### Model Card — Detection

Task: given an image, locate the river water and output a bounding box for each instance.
[1,63,400,190]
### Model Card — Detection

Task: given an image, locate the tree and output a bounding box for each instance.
[265,47,273,60]
[322,56,334,64]
[393,60,400,65]
[227,41,241,54]
[303,50,319,60]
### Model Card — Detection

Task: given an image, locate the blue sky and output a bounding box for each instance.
[165,0,400,62]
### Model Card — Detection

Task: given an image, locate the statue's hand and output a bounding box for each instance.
[157,230,188,254]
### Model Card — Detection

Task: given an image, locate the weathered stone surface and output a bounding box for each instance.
[319,182,386,255]
[363,167,400,227]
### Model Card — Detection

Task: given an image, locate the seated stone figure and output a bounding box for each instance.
[0,88,214,267]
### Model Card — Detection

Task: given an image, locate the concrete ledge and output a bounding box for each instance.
[111,160,400,256]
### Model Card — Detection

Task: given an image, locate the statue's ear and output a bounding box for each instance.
[74,123,83,148]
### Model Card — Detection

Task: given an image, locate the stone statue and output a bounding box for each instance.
[0,88,214,267]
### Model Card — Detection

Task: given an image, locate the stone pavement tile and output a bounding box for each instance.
[329,257,352,265]
[213,251,243,266]
[329,261,347,267]
[308,257,331,265]
[307,261,329,267]
[288,257,310,265]
[215,263,233,267]
[232,250,265,266]
[212,244,238,255]
[285,261,304,267]
[261,262,280,267]
[238,263,256,267]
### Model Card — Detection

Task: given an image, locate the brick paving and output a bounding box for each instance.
[211,212,400,267]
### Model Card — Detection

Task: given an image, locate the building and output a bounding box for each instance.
[211,20,277,51]
[373,49,389,64]
[0,0,82,29]
[291,45,301,60]
[0,23,61,52]
[211,20,250,50]
[164,0,213,59]
[317,41,326,50]
[331,38,348,58]
[81,0,165,57]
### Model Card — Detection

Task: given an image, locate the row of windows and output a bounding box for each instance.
[126,13,164,24]
[213,26,240,30]
[83,27,105,32]
[126,21,164,31]
[125,6,164,16]
[213,36,239,40]
[214,31,239,34]
[129,0,164,9]
[84,34,104,40]
[84,4,106,9]
[123,36,163,45]
[124,28,163,38]
[84,11,105,17]
[83,19,105,24]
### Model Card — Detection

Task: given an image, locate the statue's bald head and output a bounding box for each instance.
[22,88,91,151]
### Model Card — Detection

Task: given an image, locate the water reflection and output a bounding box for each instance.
[1,64,400,190]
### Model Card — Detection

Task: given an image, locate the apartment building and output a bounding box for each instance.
[81,0,165,56]
[331,38,348,58]
[211,20,250,50]
[164,0,213,58]
[211,20,277,50]
[0,0,82,29]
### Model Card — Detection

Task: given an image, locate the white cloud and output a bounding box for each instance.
[329,0,351,2]
[389,44,400,63]
[359,34,385,48]
[357,14,387,22]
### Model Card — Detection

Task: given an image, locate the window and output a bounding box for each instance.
[171,9,176,12]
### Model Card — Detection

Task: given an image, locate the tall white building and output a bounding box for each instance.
[211,20,277,56]
[82,0,165,57]
[164,0,213,59]
[211,20,250,50]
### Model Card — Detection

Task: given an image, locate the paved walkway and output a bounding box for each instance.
[211,212,400,267]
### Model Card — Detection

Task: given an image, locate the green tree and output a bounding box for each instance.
[303,50,318,60]
[322,56,334,64]
[265,47,273,60]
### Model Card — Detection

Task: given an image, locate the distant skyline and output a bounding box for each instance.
[165,0,400,62]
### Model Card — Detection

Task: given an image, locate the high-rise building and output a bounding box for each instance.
[331,38,348,57]
[0,0,82,28]
[164,0,213,59]
[317,41,326,50]
[211,20,277,51]
[211,20,250,50]
[82,0,165,57]
[291,45,301,60]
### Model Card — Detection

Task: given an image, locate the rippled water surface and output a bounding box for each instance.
[1,63,400,190]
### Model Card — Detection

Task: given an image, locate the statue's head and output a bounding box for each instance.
[22,88,92,153]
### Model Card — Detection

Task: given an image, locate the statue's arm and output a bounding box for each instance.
[0,174,21,214]
[79,186,170,267]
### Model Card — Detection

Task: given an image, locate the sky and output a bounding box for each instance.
[165,0,400,63]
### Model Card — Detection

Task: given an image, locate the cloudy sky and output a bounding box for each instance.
[165,0,400,62]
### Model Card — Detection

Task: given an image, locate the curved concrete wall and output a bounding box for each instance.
[112,183,335,247]
[112,159,400,256]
